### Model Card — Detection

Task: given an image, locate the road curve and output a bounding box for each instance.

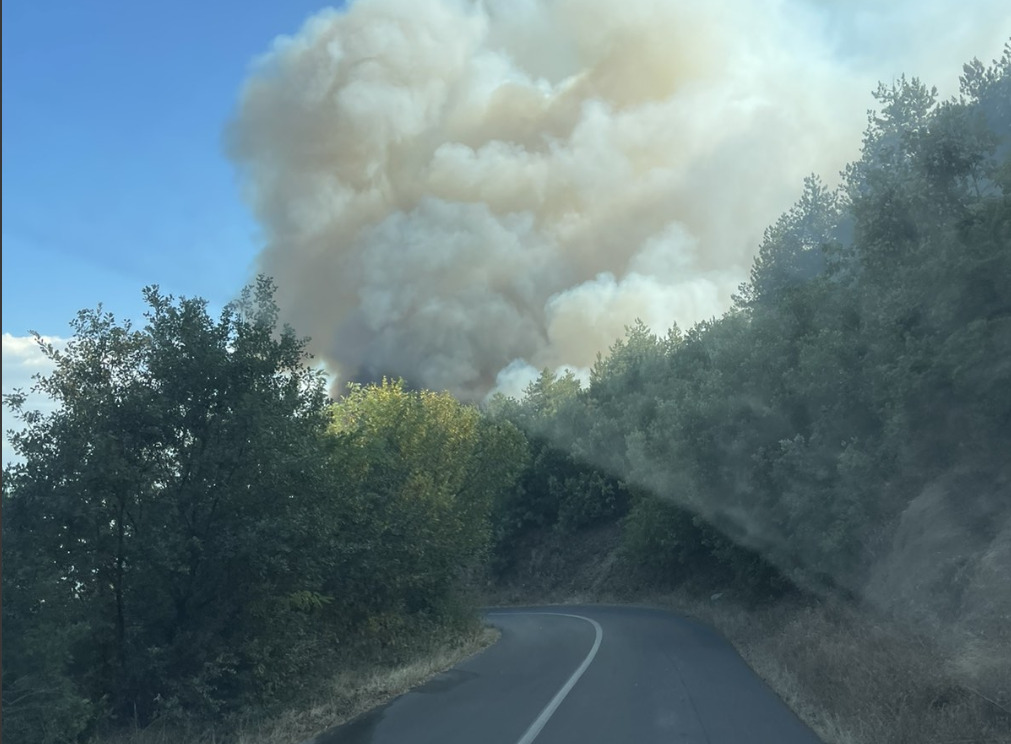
[309,605,823,744]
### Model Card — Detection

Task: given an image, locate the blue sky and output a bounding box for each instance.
[2,0,338,338]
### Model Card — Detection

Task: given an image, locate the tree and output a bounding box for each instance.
[327,380,526,632]
[2,277,335,737]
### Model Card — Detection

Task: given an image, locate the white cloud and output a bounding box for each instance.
[3,333,63,465]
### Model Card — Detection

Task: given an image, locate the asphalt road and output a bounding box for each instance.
[310,605,823,744]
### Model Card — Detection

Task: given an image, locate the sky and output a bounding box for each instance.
[2,1,339,337]
[2,0,339,461]
[3,0,1009,463]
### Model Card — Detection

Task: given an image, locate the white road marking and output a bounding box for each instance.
[488,612,604,744]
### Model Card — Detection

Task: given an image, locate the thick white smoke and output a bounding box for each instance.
[228,0,1010,399]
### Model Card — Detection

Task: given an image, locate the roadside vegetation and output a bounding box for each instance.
[485,45,1011,744]
[95,626,498,744]
[2,280,524,744]
[4,46,1009,744]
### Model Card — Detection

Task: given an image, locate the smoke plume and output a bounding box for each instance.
[228,0,1009,399]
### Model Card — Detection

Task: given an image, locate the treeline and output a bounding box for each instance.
[1,280,527,743]
[489,47,1010,599]
[488,47,1010,623]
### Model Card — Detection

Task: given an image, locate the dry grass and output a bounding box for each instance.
[714,600,1010,744]
[98,626,499,744]
[543,588,1010,744]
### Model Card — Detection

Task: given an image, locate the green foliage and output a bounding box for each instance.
[739,175,843,308]
[488,48,1011,602]
[621,491,788,597]
[2,286,531,741]
[2,277,337,736]
[621,494,713,581]
[485,368,632,574]
[0,506,97,744]
[327,380,526,632]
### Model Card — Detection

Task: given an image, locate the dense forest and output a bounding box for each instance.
[3,47,1009,743]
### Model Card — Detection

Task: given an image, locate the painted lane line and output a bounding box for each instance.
[488,612,604,744]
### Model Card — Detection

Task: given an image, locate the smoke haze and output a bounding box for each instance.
[228,0,1010,399]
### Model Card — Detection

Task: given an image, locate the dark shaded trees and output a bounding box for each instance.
[2,278,337,739]
[487,46,1011,601]
[2,285,533,743]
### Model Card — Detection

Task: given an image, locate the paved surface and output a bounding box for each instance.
[310,605,823,744]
